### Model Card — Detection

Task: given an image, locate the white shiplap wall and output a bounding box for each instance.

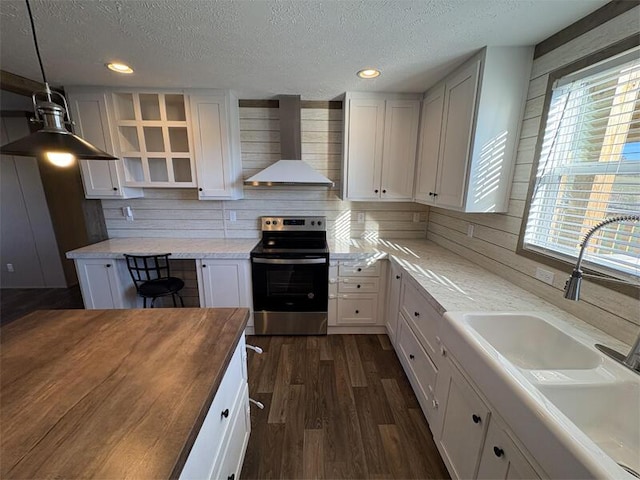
[102,106,428,241]
[427,7,640,345]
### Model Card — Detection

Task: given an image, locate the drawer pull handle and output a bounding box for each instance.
[202,264,207,268]
[355,310,359,314]
[414,311,420,317]
[375,189,379,194]
[106,264,111,268]
[395,275,401,279]
[221,408,230,418]
[409,354,415,360]
[493,446,504,458]
[357,284,361,289]
[382,189,386,194]
[357,267,362,272]
[228,474,235,480]
[113,187,118,191]
[246,344,263,354]
[472,414,481,424]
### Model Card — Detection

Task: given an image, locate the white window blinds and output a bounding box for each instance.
[523,49,640,278]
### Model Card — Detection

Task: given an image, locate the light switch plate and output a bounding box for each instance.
[535,267,555,285]
[467,224,475,238]
[229,210,237,222]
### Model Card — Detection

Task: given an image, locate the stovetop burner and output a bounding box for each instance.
[251,216,328,257]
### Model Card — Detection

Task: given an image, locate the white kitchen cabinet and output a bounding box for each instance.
[66,90,143,199]
[400,276,442,360]
[197,260,253,326]
[385,260,403,344]
[477,417,540,480]
[414,46,533,212]
[180,335,250,480]
[342,93,421,201]
[111,91,196,188]
[190,92,244,200]
[437,356,491,480]
[331,260,386,327]
[74,258,135,309]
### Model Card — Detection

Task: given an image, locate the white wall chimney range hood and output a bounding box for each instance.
[244,95,335,187]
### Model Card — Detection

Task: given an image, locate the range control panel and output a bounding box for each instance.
[260,216,326,231]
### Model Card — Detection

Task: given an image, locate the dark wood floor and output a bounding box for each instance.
[241,334,449,480]
[0,286,84,326]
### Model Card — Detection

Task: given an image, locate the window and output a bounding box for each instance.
[523,47,640,280]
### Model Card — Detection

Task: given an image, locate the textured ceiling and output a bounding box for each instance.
[0,0,608,99]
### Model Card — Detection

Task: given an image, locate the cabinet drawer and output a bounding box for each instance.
[337,294,378,325]
[338,262,381,277]
[400,280,440,358]
[397,315,438,423]
[211,384,250,480]
[338,277,380,293]
[179,338,246,480]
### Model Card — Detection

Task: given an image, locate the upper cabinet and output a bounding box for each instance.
[66,90,143,199]
[342,93,421,201]
[414,46,533,212]
[189,91,243,200]
[65,87,243,200]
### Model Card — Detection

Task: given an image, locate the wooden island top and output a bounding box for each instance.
[0,307,249,479]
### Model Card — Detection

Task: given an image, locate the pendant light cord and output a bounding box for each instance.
[25,0,47,85]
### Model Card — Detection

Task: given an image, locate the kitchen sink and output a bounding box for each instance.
[538,382,640,475]
[463,312,602,370]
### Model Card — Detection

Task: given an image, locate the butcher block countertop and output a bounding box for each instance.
[0,307,249,479]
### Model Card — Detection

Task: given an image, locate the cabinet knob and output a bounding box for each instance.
[106,264,111,268]
[395,275,401,279]
[382,189,386,194]
[228,474,235,480]
[355,310,359,314]
[409,354,415,360]
[374,189,379,194]
[113,187,118,191]
[472,414,481,424]
[493,446,504,458]
[202,264,207,268]
[428,192,433,196]
[357,267,362,272]
[221,408,229,418]
[433,193,439,197]
[414,311,420,317]
[357,284,361,289]
[198,187,203,191]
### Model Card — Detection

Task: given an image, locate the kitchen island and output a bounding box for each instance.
[0,307,250,479]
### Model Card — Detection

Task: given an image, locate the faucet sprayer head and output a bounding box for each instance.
[564,269,582,301]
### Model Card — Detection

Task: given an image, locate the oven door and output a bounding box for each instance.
[251,256,328,335]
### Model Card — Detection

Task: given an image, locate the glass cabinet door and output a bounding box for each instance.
[112,92,195,187]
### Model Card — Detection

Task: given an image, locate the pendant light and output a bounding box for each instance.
[0,0,117,166]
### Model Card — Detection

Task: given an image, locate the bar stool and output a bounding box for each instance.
[124,253,185,308]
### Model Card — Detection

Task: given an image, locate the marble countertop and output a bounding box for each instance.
[66,237,630,351]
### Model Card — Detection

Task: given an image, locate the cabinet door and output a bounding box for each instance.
[75,259,124,309]
[190,94,241,199]
[345,98,385,200]
[198,260,252,309]
[385,261,402,344]
[380,100,420,200]
[436,59,480,209]
[414,85,445,204]
[336,294,378,325]
[438,358,491,480]
[67,92,125,198]
[477,417,540,480]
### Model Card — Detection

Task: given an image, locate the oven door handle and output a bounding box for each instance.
[252,257,327,265]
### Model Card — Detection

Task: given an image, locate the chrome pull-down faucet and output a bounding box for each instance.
[563,214,640,373]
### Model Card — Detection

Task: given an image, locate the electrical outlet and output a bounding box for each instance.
[229,210,237,222]
[357,212,365,223]
[535,267,555,285]
[413,212,421,223]
[467,224,475,238]
[122,206,134,222]
[6,263,14,273]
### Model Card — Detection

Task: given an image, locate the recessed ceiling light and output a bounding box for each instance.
[357,68,381,79]
[106,62,134,74]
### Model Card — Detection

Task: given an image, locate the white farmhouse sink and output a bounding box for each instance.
[464,313,602,370]
[539,382,640,476]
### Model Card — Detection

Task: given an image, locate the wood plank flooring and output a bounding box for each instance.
[0,286,83,326]
[241,334,450,480]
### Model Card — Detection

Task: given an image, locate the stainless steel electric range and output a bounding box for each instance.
[250,216,329,335]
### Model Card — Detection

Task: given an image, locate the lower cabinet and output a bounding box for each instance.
[385,260,403,344]
[74,258,136,309]
[196,260,253,327]
[329,260,386,327]
[180,336,250,480]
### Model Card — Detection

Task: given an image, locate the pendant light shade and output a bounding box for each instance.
[0,0,117,165]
